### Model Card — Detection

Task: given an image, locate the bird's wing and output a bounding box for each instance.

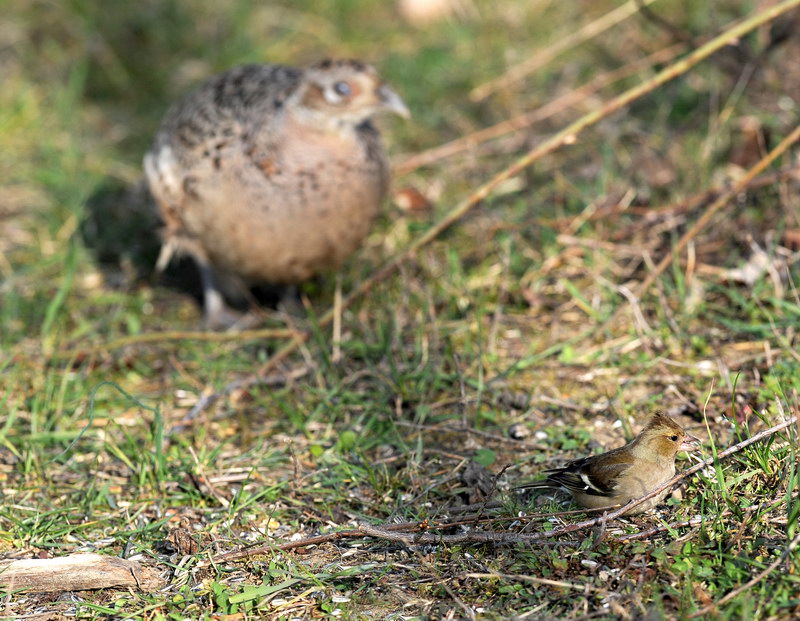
[148,65,302,173]
[544,452,634,498]
[145,65,302,219]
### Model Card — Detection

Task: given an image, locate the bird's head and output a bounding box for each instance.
[636,412,701,461]
[297,59,409,128]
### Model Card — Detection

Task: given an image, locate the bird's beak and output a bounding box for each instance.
[378,84,410,119]
[680,434,701,452]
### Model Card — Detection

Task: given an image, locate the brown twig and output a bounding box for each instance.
[690,531,800,618]
[634,124,800,300]
[469,0,661,102]
[52,327,293,359]
[616,515,706,542]
[209,502,612,564]
[174,365,309,429]
[635,0,696,45]
[392,419,550,451]
[464,572,603,592]
[208,518,577,565]
[617,493,799,542]
[395,42,687,175]
[357,524,574,547]
[539,167,800,231]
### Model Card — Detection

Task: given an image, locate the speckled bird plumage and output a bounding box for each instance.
[144,59,408,327]
[520,413,700,514]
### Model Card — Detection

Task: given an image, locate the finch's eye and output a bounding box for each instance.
[333,81,351,96]
[670,435,679,441]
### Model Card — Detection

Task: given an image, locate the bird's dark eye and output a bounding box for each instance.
[333,81,351,96]
[670,435,679,441]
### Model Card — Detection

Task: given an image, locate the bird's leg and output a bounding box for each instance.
[277,284,303,315]
[591,510,609,549]
[197,260,259,330]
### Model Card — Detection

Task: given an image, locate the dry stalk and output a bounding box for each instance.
[540,167,800,230]
[634,124,800,300]
[690,531,800,618]
[396,42,687,175]
[617,493,797,542]
[616,515,706,542]
[53,327,293,359]
[465,572,602,593]
[469,0,661,102]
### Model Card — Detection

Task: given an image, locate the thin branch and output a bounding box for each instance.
[209,502,611,564]
[392,419,550,450]
[635,0,696,45]
[53,327,293,359]
[469,0,662,102]
[207,519,577,565]
[173,365,309,429]
[616,515,707,542]
[540,167,800,230]
[634,124,800,300]
[395,42,687,175]
[617,494,797,542]
[357,524,574,547]
[690,531,800,618]
[464,572,602,592]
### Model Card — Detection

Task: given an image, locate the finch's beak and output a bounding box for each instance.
[680,434,701,452]
[378,84,410,119]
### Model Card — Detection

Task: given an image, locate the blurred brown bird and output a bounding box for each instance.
[144,59,409,328]
[519,413,700,514]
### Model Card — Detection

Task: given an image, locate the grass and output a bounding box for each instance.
[3,0,800,618]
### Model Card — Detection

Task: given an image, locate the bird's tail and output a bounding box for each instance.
[513,480,554,491]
